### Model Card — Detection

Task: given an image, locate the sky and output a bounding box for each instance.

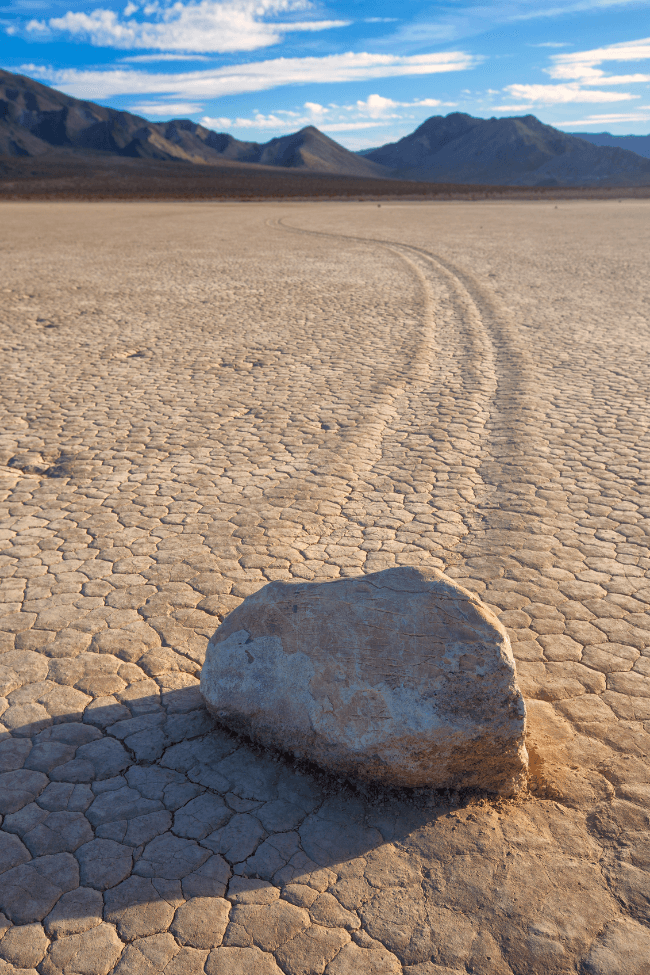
[1,1,650,149]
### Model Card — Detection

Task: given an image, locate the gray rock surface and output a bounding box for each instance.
[200,568,528,794]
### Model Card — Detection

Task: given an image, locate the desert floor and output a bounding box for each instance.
[1,199,649,975]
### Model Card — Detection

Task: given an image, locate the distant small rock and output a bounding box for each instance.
[200,567,527,795]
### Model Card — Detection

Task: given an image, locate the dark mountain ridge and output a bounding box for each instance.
[366,112,650,186]
[2,68,650,186]
[569,131,650,159]
[0,69,387,178]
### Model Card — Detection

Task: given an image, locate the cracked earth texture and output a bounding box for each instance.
[0,199,649,975]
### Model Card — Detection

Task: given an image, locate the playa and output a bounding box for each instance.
[1,199,649,974]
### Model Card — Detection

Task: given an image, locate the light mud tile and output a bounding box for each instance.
[633,656,650,678]
[592,619,649,650]
[627,612,650,633]
[44,887,104,937]
[0,611,37,632]
[225,901,310,953]
[282,884,319,909]
[545,662,605,694]
[2,701,51,735]
[324,941,402,975]
[83,695,131,728]
[227,878,279,906]
[171,897,230,949]
[512,641,544,662]
[205,945,283,975]
[538,635,583,662]
[275,924,351,975]
[0,920,49,968]
[530,618,565,636]
[309,893,360,931]
[582,644,640,674]
[40,922,124,975]
[111,934,180,975]
[602,691,650,722]
[104,875,177,941]
[607,672,650,699]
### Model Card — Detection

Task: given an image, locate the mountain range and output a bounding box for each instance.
[364,113,650,186]
[568,131,650,159]
[0,69,384,179]
[2,68,650,187]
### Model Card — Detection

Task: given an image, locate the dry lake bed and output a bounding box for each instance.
[1,199,649,975]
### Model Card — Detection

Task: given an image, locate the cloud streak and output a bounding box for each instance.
[501,82,638,105]
[22,49,479,100]
[25,0,350,54]
[556,108,650,125]
[546,35,650,83]
[497,35,650,111]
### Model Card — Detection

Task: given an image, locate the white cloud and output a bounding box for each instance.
[547,35,650,82]
[120,53,212,61]
[355,93,443,118]
[556,109,650,125]
[22,49,478,100]
[303,101,326,115]
[497,34,650,114]
[357,93,398,117]
[532,42,572,48]
[200,91,450,135]
[25,0,351,53]
[226,111,299,128]
[501,83,638,105]
[131,100,202,114]
[321,121,388,131]
[200,115,232,127]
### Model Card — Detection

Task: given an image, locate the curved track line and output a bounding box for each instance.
[271,216,553,493]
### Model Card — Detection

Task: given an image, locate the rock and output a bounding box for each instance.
[200,568,527,794]
[583,917,650,975]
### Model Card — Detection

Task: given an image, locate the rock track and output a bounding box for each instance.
[0,200,649,975]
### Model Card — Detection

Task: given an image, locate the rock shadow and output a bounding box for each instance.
[0,685,459,936]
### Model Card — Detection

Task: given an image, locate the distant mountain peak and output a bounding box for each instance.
[366,110,650,187]
[0,68,389,179]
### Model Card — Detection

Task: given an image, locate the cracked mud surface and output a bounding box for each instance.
[0,199,649,975]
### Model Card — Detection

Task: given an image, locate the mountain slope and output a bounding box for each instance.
[0,69,388,178]
[569,131,650,159]
[368,113,650,186]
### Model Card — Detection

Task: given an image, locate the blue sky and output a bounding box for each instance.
[2,1,650,148]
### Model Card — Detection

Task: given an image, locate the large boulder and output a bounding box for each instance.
[200,567,528,794]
